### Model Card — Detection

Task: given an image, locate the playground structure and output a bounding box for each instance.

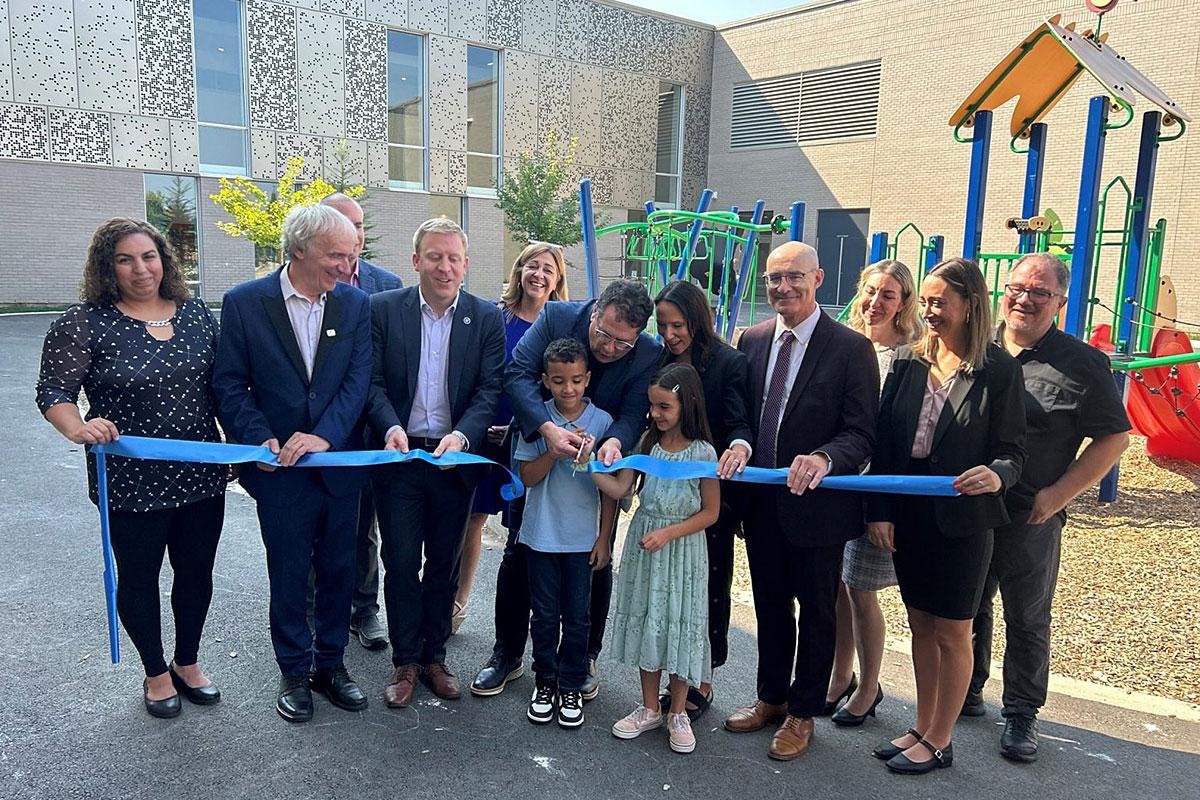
[575,2,1199,477]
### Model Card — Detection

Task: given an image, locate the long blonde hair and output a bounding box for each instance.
[912,257,992,373]
[846,259,921,342]
[499,242,569,310]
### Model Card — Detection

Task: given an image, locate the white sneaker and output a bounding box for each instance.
[668,712,696,753]
[612,705,664,739]
[528,683,556,724]
[557,690,584,728]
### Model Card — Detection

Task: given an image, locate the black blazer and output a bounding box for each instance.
[867,343,1027,536]
[667,340,752,452]
[365,287,505,453]
[738,311,880,548]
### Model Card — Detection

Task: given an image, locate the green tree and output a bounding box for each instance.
[327,139,381,261]
[146,176,199,283]
[495,131,596,248]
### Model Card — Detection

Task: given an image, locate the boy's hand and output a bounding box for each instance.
[589,538,611,571]
[639,528,672,553]
[574,432,597,466]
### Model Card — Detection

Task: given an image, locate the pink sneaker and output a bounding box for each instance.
[668,712,696,753]
[612,705,664,739]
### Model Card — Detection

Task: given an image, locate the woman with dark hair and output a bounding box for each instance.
[36,218,226,718]
[652,280,752,720]
[866,257,1026,774]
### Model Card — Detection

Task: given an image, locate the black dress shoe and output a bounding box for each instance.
[169,665,221,705]
[350,615,388,651]
[310,666,368,711]
[872,728,922,760]
[821,672,858,716]
[143,679,181,719]
[470,655,524,697]
[960,688,986,717]
[886,738,953,774]
[832,684,883,726]
[1000,714,1039,762]
[277,674,314,723]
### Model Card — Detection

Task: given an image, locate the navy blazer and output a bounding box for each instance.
[506,299,663,451]
[365,286,505,453]
[357,257,402,294]
[213,268,373,501]
[738,310,880,548]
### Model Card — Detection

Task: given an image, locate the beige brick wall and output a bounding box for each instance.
[709,0,1200,327]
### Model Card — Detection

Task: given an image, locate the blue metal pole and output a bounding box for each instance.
[724,200,765,340]
[1064,96,1110,339]
[869,231,888,263]
[962,109,993,261]
[1019,122,1048,254]
[675,188,714,280]
[925,235,944,272]
[715,204,739,333]
[789,201,805,242]
[579,179,601,299]
[644,200,669,289]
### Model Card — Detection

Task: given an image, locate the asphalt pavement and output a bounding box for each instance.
[1,313,1197,800]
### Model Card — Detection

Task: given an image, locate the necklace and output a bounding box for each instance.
[144,317,174,327]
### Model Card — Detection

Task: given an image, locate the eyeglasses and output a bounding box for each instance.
[1004,283,1062,304]
[764,270,816,288]
[593,322,637,352]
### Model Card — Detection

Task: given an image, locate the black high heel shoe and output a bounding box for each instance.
[821,672,858,716]
[832,684,884,726]
[143,679,181,719]
[169,663,222,705]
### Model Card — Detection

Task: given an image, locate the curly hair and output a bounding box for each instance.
[80,218,191,306]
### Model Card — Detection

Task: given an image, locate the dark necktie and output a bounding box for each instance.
[754,330,796,467]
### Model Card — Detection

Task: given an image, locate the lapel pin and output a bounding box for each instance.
[326,329,337,337]
[463,317,471,325]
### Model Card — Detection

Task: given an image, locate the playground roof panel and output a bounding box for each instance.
[949,16,1190,139]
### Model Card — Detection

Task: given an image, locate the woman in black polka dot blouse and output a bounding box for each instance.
[36,218,227,719]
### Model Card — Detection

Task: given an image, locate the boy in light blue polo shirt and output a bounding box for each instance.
[514,338,613,730]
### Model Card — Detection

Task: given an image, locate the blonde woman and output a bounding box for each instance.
[826,260,921,725]
[453,242,570,633]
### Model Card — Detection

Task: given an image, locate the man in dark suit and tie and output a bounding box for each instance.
[213,203,373,723]
[367,218,505,708]
[724,241,879,760]
[470,279,662,700]
[321,193,402,650]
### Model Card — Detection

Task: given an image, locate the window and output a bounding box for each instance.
[466,46,500,195]
[388,31,425,191]
[655,82,684,208]
[144,175,201,289]
[194,0,248,175]
[730,60,880,149]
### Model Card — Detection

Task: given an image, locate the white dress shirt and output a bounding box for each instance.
[280,265,326,380]
[761,303,822,438]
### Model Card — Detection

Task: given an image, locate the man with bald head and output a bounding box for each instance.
[724,241,879,760]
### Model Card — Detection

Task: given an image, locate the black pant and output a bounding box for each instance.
[108,493,225,677]
[706,502,739,670]
[257,483,359,677]
[971,515,1063,718]
[527,550,593,691]
[374,461,474,666]
[491,495,613,663]
[352,483,381,621]
[743,493,844,717]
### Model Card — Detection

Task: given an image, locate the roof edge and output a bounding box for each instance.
[717,0,862,32]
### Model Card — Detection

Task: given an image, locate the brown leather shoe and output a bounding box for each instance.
[724,700,788,732]
[422,662,462,700]
[384,664,420,708]
[769,715,815,761]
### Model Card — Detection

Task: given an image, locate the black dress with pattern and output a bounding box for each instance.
[36,299,226,513]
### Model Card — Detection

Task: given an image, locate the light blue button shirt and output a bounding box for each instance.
[406,289,456,440]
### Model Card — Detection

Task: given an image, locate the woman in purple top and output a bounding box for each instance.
[452,242,570,632]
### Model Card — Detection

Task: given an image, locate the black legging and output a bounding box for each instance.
[108,493,225,676]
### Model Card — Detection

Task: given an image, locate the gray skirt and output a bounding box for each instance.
[842,532,897,591]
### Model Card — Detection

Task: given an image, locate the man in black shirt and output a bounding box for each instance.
[969,252,1130,762]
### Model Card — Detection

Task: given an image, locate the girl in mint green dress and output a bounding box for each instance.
[592,363,720,754]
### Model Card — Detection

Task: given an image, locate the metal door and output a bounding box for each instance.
[815,208,869,307]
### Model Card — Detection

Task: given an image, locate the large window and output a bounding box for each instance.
[466,46,500,195]
[655,83,684,208]
[144,175,201,289]
[388,31,425,191]
[195,0,248,175]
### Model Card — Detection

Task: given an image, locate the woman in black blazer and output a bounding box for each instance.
[654,280,753,719]
[865,258,1026,775]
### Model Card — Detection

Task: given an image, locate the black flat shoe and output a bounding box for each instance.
[169,665,221,705]
[143,679,181,719]
[277,674,313,723]
[886,738,953,774]
[832,684,884,726]
[822,672,858,716]
[310,666,368,711]
[873,728,922,760]
[470,656,524,697]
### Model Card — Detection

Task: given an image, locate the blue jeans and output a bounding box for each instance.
[527,550,592,691]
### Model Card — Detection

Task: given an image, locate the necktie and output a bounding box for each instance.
[754,330,795,467]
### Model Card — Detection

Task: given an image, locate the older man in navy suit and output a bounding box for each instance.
[321,193,402,651]
[213,204,373,723]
